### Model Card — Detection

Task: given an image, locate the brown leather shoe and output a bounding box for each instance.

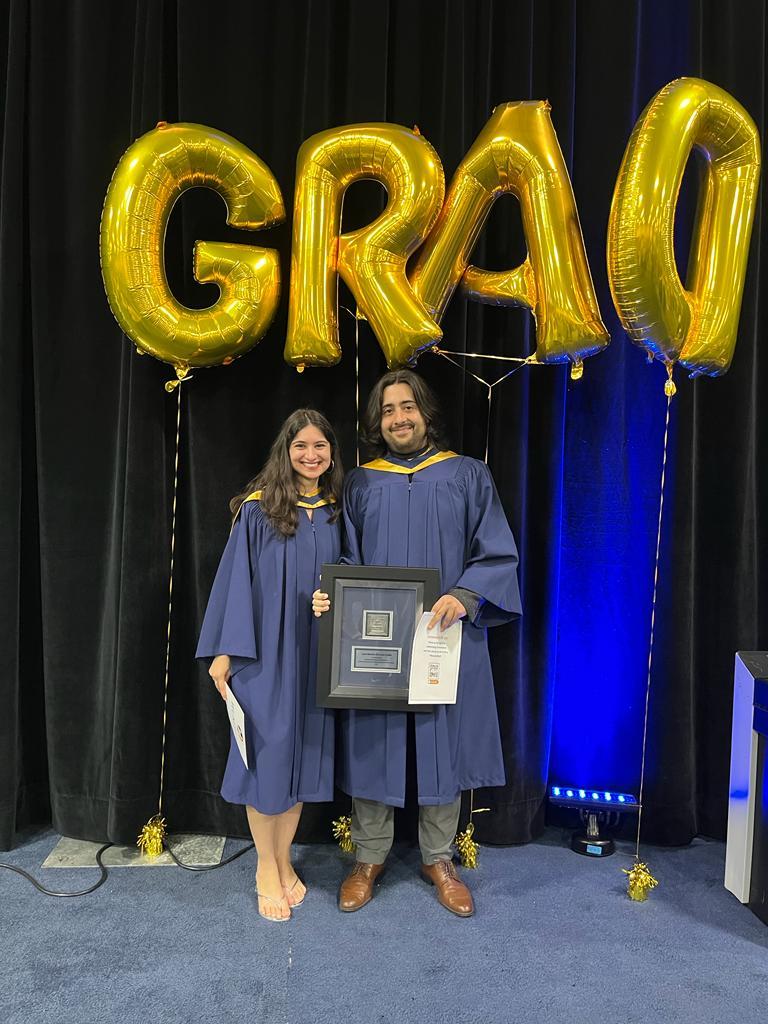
[338,861,384,912]
[421,860,474,917]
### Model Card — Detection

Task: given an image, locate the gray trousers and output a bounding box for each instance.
[351,796,462,865]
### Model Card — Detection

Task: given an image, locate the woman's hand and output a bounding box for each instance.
[312,589,331,617]
[209,654,231,701]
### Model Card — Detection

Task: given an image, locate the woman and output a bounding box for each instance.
[196,409,343,921]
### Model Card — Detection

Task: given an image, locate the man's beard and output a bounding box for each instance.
[384,425,428,454]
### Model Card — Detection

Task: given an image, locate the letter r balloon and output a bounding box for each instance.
[284,123,446,370]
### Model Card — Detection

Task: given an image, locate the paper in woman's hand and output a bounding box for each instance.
[224,683,248,768]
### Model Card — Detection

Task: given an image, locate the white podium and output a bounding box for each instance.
[724,651,768,925]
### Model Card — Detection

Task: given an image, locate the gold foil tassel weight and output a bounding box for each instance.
[137,814,167,858]
[332,814,355,854]
[454,820,480,870]
[623,861,659,901]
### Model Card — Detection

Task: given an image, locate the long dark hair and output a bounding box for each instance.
[230,409,343,536]
[360,369,450,458]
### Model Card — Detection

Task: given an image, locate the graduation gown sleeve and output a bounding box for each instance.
[340,472,364,567]
[195,504,259,673]
[454,459,522,628]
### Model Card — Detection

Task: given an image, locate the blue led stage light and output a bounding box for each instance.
[549,785,639,811]
[548,784,640,857]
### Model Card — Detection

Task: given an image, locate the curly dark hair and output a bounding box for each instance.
[230,409,343,535]
[360,369,450,458]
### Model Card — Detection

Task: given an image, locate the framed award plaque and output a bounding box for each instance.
[315,564,441,712]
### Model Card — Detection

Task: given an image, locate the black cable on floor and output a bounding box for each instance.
[164,836,254,871]
[0,834,255,896]
[0,843,112,897]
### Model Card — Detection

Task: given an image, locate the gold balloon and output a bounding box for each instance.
[607,77,761,376]
[100,122,285,370]
[285,123,445,369]
[410,101,609,364]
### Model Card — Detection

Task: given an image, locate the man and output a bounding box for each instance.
[314,369,521,917]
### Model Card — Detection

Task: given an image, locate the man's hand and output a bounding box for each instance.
[313,589,331,617]
[428,594,466,631]
[209,654,231,701]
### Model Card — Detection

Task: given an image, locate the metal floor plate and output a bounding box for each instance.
[42,833,228,868]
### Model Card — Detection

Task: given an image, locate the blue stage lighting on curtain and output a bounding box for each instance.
[549,340,678,802]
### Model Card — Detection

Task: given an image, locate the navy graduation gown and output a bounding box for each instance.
[338,449,521,807]
[196,492,340,814]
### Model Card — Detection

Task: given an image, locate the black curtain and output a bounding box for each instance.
[1,0,766,851]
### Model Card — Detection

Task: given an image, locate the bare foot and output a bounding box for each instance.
[280,868,307,907]
[256,865,290,921]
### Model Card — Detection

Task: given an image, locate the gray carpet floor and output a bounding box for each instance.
[1,828,767,1024]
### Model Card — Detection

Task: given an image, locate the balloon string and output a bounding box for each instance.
[434,349,539,465]
[469,789,491,818]
[336,181,353,463]
[436,345,537,838]
[355,312,360,467]
[635,372,674,861]
[484,388,492,464]
[340,305,362,467]
[336,191,363,465]
[157,383,183,817]
[437,348,534,364]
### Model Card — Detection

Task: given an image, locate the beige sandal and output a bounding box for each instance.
[283,876,306,908]
[255,889,291,922]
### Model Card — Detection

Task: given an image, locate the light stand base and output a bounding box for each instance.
[571,832,615,857]
[571,809,617,857]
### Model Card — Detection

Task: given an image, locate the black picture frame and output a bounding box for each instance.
[316,564,442,712]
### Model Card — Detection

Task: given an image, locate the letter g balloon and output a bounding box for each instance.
[100,122,285,374]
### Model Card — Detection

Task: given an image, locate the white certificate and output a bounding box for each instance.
[408,612,462,705]
[224,683,248,768]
